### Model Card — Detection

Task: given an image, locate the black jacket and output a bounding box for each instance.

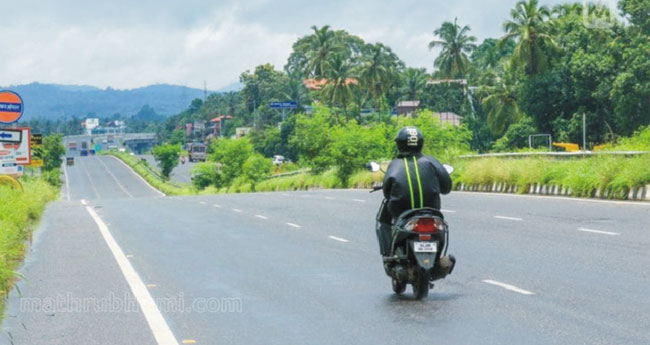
[382,153,452,219]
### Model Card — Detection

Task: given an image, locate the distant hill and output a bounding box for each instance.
[1,83,214,120]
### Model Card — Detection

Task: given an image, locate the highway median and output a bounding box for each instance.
[102,152,192,196]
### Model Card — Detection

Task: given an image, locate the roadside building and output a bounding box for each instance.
[432,112,463,127]
[303,78,358,91]
[209,115,233,138]
[396,101,421,116]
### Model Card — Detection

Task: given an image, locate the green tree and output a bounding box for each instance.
[152,144,181,180]
[329,121,393,185]
[209,138,255,184]
[619,0,650,34]
[399,68,428,101]
[41,134,65,172]
[191,162,220,190]
[290,107,335,171]
[321,54,356,120]
[243,154,272,191]
[500,0,557,75]
[358,43,401,102]
[479,68,522,136]
[429,18,477,78]
[304,25,338,78]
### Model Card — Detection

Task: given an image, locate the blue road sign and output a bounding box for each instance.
[0,129,22,143]
[269,101,297,109]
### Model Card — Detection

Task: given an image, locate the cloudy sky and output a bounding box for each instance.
[1,0,615,90]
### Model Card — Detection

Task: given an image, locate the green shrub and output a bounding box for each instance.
[191,163,220,190]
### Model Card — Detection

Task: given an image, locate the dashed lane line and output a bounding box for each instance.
[287,222,301,228]
[578,228,620,236]
[95,157,134,198]
[494,215,523,221]
[328,236,349,243]
[255,215,268,219]
[482,279,535,295]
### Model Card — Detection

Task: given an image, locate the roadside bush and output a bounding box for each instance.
[152,144,181,180]
[209,137,255,185]
[191,162,220,190]
[42,168,62,187]
[242,154,272,191]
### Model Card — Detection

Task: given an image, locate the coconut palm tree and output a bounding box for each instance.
[357,43,400,101]
[479,68,521,135]
[321,54,356,120]
[428,18,477,78]
[399,68,427,100]
[302,25,338,78]
[500,0,558,75]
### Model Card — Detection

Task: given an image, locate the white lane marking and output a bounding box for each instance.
[199,201,207,205]
[441,209,456,213]
[455,191,650,207]
[287,222,301,228]
[63,163,71,201]
[81,159,101,199]
[352,199,366,202]
[96,157,134,198]
[213,204,221,208]
[482,280,535,295]
[85,207,179,345]
[325,196,336,200]
[232,208,243,213]
[328,236,349,243]
[81,199,88,205]
[107,155,165,197]
[578,228,620,236]
[255,215,268,219]
[494,216,523,221]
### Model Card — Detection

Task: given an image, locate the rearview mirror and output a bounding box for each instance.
[443,164,454,174]
[366,162,381,173]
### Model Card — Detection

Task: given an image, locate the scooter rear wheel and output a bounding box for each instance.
[412,269,430,300]
[392,278,406,294]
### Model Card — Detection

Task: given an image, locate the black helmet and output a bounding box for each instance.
[395,126,424,155]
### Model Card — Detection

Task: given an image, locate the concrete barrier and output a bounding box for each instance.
[455,182,649,202]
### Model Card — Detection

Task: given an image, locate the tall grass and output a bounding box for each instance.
[0,178,57,319]
[455,155,650,198]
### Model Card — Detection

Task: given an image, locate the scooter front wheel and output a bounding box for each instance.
[392,278,406,294]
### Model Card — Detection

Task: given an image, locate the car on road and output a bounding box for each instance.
[272,155,285,165]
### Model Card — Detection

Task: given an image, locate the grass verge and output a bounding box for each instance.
[1,178,57,321]
[454,155,650,199]
[103,152,192,196]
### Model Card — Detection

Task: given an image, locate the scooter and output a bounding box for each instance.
[368,162,456,299]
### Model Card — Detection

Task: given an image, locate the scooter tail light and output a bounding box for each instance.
[405,217,442,234]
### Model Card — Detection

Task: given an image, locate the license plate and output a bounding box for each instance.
[413,241,437,253]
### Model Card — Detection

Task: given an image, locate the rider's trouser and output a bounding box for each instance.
[376,199,393,256]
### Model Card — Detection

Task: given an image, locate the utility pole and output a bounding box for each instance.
[582,113,587,151]
[203,80,207,101]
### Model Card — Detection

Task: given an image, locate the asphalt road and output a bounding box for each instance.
[2,156,649,345]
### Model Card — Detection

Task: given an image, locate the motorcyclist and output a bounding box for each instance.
[375,126,452,256]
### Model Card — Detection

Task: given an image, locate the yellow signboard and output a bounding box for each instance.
[29,134,43,167]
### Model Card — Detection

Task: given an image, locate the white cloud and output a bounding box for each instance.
[0,7,296,90]
[0,0,573,89]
